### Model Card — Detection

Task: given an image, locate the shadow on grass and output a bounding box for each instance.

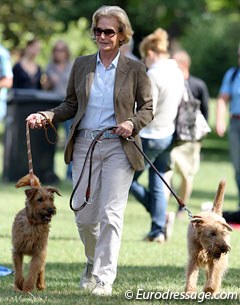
[201,132,230,163]
[0,263,239,305]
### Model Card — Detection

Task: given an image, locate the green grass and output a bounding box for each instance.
[0,101,240,304]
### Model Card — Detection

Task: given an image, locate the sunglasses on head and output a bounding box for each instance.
[93,27,120,38]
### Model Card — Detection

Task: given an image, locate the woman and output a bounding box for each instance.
[44,40,72,97]
[13,39,42,89]
[26,5,153,296]
[130,28,184,243]
[45,40,73,180]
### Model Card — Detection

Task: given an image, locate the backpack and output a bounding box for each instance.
[174,82,211,142]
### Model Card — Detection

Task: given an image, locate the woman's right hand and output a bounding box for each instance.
[26,113,48,129]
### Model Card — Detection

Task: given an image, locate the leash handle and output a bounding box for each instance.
[38,112,58,145]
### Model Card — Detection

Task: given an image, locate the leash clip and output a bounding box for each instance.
[183,205,193,220]
[84,197,92,205]
[126,136,135,142]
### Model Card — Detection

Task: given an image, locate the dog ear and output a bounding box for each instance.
[190,216,204,227]
[46,187,62,197]
[222,222,233,232]
[25,188,38,200]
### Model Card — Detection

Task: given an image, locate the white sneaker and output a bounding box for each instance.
[79,263,96,290]
[143,233,165,243]
[165,212,175,240]
[92,281,112,296]
[152,233,165,243]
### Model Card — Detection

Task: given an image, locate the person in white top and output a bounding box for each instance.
[130,28,184,243]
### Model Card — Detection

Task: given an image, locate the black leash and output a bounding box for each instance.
[126,136,193,218]
[69,126,193,219]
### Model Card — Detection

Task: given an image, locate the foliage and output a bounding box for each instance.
[0,0,62,48]
[180,13,240,96]
[1,0,240,93]
[38,18,97,68]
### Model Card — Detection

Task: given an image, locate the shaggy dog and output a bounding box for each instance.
[185,180,232,295]
[12,174,60,292]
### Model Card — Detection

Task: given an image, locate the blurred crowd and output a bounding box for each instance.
[0,26,239,221]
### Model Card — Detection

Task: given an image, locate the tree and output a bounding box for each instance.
[181,14,240,96]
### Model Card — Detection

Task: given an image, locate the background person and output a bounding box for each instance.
[0,42,13,121]
[165,49,209,217]
[26,5,153,296]
[120,38,139,61]
[130,28,184,243]
[216,46,240,208]
[45,40,73,180]
[13,39,42,89]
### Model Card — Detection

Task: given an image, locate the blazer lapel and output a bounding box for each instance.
[114,55,129,101]
[85,54,97,100]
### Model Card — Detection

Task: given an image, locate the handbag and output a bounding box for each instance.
[194,109,211,141]
[175,82,211,142]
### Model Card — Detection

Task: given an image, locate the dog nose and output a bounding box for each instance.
[220,245,228,253]
[47,208,54,214]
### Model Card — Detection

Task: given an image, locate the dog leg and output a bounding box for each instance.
[23,255,45,292]
[13,252,24,291]
[36,262,46,290]
[203,260,226,294]
[185,258,199,293]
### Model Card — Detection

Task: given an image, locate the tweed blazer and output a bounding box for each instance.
[50,52,153,171]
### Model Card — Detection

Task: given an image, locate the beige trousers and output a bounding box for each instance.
[72,136,134,284]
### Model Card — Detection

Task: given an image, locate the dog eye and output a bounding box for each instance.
[210,231,216,237]
[37,197,43,203]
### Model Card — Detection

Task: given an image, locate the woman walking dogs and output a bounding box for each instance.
[26,6,153,296]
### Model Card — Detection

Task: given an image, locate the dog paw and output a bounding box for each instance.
[36,282,46,290]
[14,285,23,292]
[14,278,24,291]
[203,286,217,294]
[185,287,197,294]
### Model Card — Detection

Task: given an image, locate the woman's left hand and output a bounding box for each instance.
[114,121,134,138]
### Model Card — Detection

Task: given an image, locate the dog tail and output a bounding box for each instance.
[212,180,226,215]
[15,174,41,188]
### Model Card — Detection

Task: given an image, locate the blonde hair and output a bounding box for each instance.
[139,28,169,58]
[91,6,133,45]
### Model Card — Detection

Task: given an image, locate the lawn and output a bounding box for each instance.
[0,101,240,305]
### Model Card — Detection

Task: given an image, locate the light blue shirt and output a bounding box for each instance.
[79,52,120,130]
[219,67,240,114]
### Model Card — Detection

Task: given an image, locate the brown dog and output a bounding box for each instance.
[12,174,61,292]
[185,180,232,295]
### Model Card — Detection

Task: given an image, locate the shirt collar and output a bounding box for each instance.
[97,51,120,68]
